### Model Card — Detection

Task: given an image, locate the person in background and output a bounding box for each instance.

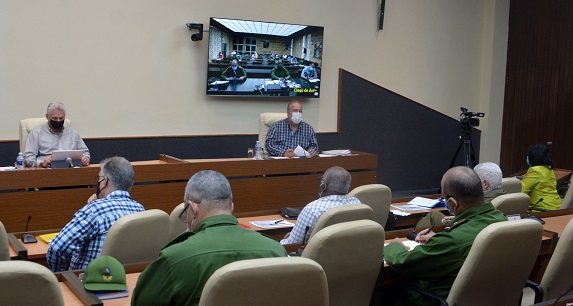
[280,166,361,245]
[384,166,506,304]
[271,59,291,81]
[47,157,144,271]
[132,170,287,306]
[301,62,318,80]
[473,162,506,202]
[265,101,319,157]
[24,101,90,168]
[220,60,247,81]
[522,143,562,210]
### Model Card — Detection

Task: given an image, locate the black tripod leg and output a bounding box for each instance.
[449,140,463,169]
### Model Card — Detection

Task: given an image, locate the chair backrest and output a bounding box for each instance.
[446,219,543,305]
[168,202,187,241]
[490,192,530,215]
[0,261,64,306]
[0,221,10,261]
[199,257,328,306]
[540,218,573,300]
[303,220,384,306]
[560,182,573,209]
[347,184,392,227]
[501,177,523,194]
[100,209,170,264]
[258,112,287,151]
[309,203,373,239]
[19,118,71,152]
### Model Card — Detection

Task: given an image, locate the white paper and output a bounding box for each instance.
[321,149,351,156]
[390,209,411,216]
[407,197,442,208]
[249,220,295,229]
[391,204,430,211]
[294,145,312,157]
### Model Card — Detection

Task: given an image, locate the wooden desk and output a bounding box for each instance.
[513,168,572,186]
[0,152,376,233]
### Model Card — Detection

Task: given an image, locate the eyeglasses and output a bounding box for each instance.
[179,200,200,223]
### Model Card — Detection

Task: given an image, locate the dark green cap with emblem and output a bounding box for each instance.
[83,255,127,291]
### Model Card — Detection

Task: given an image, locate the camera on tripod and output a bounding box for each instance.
[459,107,485,131]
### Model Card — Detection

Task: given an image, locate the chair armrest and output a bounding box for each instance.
[524,279,544,303]
[404,282,447,306]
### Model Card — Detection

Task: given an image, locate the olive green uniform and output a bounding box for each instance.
[384,203,506,300]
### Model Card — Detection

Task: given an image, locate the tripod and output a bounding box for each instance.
[449,129,477,168]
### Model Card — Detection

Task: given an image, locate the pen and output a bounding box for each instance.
[422,225,435,235]
[274,219,284,224]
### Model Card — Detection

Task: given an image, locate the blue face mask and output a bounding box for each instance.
[232,66,237,71]
[444,197,457,215]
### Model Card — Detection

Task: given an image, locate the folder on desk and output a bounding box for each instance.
[37,232,59,244]
[407,197,446,209]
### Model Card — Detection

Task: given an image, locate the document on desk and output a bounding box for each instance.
[250,220,295,229]
[407,197,445,209]
[320,149,351,156]
[294,145,312,157]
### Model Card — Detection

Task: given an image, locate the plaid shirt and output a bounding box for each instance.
[280,195,361,245]
[265,118,319,156]
[47,190,144,271]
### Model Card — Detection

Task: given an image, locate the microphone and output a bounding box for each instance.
[295,225,311,256]
[552,283,573,306]
[530,198,544,209]
[66,157,74,168]
[21,215,37,244]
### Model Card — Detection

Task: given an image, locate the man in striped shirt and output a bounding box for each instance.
[47,156,144,271]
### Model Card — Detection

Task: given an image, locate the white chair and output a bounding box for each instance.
[560,182,573,209]
[0,221,10,261]
[491,192,530,216]
[199,257,328,306]
[308,204,373,240]
[303,220,384,306]
[348,184,392,227]
[100,209,170,264]
[258,112,287,151]
[502,177,523,194]
[19,118,71,153]
[0,261,64,306]
[168,203,187,240]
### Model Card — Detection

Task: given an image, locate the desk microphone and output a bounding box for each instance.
[525,198,545,224]
[22,215,38,244]
[552,283,573,306]
[65,157,74,168]
[530,198,544,210]
[295,225,311,256]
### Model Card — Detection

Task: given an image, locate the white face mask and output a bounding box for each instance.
[291,112,303,124]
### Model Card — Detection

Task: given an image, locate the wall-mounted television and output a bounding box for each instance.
[206,17,324,98]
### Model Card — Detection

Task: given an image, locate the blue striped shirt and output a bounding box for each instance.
[265,118,319,156]
[47,190,144,271]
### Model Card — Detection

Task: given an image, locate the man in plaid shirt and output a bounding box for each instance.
[265,101,319,157]
[47,156,144,271]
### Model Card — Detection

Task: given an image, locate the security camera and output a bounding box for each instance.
[186,22,203,42]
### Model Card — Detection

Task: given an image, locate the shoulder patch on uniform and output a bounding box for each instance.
[444,218,468,231]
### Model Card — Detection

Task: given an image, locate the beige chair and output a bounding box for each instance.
[199,257,328,306]
[303,220,384,306]
[308,203,373,240]
[534,218,573,301]
[100,209,170,264]
[436,219,542,305]
[347,184,392,227]
[0,221,10,261]
[0,261,64,306]
[502,177,523,194]
[491,192,530,215]
[19,118,71,153]
[168,202,187,240]
[258,112,287,151]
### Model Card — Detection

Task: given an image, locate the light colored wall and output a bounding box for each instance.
[0,0,508,162]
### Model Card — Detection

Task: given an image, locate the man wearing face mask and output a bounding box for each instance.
[220,59,247,81]
[46,157,144,272]
[24,101,90,168]
[301,62,318,80]
[132,170,286,306]
[271,59,291,81]
[384,166,506,304]
[280,166,361,245]
[265,101,319,157]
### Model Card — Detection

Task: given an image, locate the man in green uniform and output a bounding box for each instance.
[132,170,287,306]
[271,60,291,80]
[384,166,507,304]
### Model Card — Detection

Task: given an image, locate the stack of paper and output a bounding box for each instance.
[320,149,351,156]
[391,197,445,211]
[249,220,295,229]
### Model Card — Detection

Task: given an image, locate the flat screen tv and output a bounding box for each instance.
[206,17,324,98]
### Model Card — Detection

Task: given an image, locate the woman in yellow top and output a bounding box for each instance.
[522,143,562,210]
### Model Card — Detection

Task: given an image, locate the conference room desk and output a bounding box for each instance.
[512,168,572,187]
[0,152,377,233]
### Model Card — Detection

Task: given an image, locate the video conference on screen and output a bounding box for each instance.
[206,17,324,98]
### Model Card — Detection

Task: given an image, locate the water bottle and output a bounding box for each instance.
[16,152,24,170]
[255,141,263,160]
